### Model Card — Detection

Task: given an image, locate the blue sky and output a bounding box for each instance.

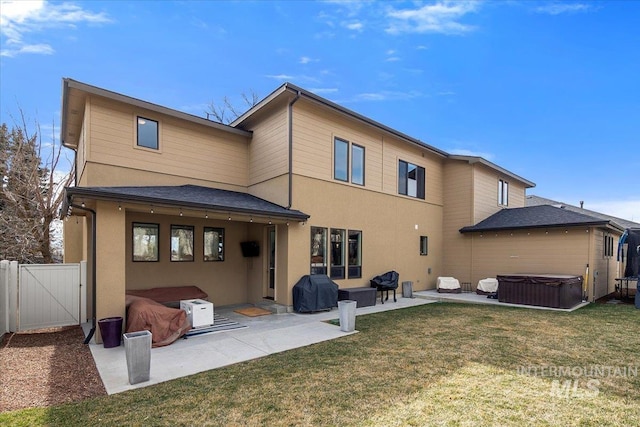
[1,0,639,221]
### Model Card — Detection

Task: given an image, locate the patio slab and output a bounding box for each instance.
[414,289,590,312]
[87,296,435,394]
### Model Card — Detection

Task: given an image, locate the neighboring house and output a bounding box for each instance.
[61,78,620,342]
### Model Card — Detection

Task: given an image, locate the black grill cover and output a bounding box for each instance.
[624,229,640,278]
[292,275,338,313]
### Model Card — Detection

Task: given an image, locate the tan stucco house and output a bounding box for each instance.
[59,79,635,342]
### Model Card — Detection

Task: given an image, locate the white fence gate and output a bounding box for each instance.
[0,260,87,334]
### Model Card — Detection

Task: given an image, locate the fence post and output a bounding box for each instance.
[8,261,18,332]
[1,260,8,337]
[80,261,87,323]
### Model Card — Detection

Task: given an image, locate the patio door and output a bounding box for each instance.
[266,226,276,299]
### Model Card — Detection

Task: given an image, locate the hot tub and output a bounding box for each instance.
[496,274,583,309]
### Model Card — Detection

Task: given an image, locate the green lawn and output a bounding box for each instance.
[2,302,639,426]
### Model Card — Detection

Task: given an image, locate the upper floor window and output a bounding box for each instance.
[334,137,365,186]
[498,179,509,206]
[137,116,158,150]
[334,138,348,182]
[398,160,425,199]
[351,144,365,185]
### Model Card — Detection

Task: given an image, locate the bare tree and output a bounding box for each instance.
[0,111,75,263]
[206,90,260,124]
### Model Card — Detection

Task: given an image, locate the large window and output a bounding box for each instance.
[330,228,346,279]
[132,223,159,262]
[204,227,224,261]
[498,179,509,206]
[348,230,362,278]
[398,160,425,199]
[171,225,194,262]
[311,227,327,275]
[334,137,365,186]
[312,227,362,278]
[137,116,158,150]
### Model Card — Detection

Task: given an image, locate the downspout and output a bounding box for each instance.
[287,90,301,208]
[71,202,97,345]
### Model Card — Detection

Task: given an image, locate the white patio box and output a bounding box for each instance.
[180,299,214,329]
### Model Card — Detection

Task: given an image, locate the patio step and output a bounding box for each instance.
[257,301,292,314]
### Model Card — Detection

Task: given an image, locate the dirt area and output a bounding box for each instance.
[0,326,106,413]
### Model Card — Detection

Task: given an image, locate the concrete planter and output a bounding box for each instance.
[124,330,152,384]
[338,300,356,332]
[402,281,414,298]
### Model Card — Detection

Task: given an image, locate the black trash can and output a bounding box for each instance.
[98,317,123,348]
[635,279,640,309]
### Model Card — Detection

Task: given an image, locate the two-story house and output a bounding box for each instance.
[60,79,631,342]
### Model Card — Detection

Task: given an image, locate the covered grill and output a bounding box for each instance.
[292,275,338,313]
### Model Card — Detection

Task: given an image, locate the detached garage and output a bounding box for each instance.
[459,204,626,302]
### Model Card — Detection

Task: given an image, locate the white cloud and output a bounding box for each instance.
[299,56,320,65]
[265,74,295,81]
[583,200,640,224]
[344,21,364,31]
[309,87,339,94]
[354,90,421,102]
[386,56,400,62]
[535,3,592,15]
[1,0,111,57]
[386,1,479,35]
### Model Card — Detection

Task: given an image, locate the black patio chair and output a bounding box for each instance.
[370,271,399,304]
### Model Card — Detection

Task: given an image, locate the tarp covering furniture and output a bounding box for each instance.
[437,277,461,293]
[125,295,192,347]
[497,274,583,309]
[476,278,499,295]
[292,275,339,313]
[370,271,399,304]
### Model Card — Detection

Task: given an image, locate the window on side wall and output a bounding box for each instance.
[310,227,327,275]
[330,228,346,279]
[498,179,509,206]
[137,116,159,150]
[420,236,428,256]
[348,230,362,278]
[398,160,425,199]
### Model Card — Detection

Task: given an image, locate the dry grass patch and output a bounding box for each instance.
[1,302,638,426]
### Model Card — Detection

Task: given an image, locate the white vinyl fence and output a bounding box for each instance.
[0,260,86,335]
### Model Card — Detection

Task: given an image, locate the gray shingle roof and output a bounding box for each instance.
[459,205,618,233]
[65,185,309,221]
[526,195,640,230]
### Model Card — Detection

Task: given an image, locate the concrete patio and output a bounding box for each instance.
[86,290,590,395]
[86,295,436,394]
